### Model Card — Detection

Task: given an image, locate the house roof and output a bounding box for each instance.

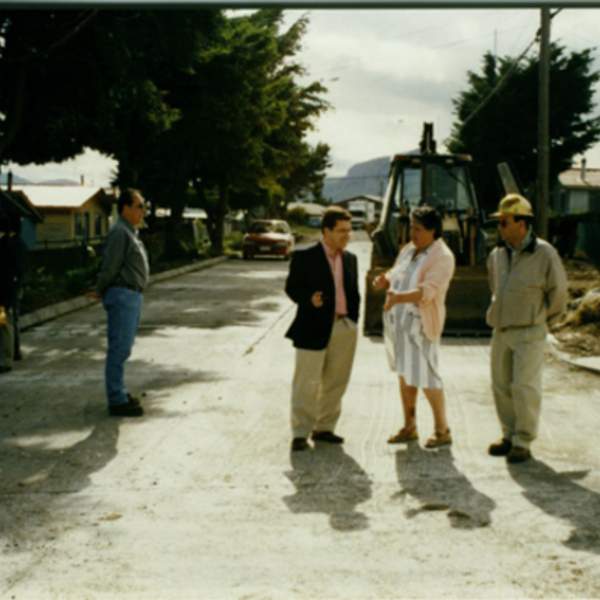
[10,185,109,209]
[288,202,327,216]
[0,190,44,222]
[155,207,208,220]
[559,168,600,190]
[335,195,383,205]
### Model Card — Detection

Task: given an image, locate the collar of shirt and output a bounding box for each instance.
[507,226,533,254]
[321,238,342,259]
[118,215,137,234]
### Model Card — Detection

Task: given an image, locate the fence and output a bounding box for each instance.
[28,238,105,272]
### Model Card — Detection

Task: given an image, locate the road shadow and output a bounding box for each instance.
[508,459,600,554]
[394,443,495,529]
[0,326,225,556]
[283,444,372,532]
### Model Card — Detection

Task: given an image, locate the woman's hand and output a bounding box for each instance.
[384,288,424,312]
[383,291,398,312]
[373,273,390,292]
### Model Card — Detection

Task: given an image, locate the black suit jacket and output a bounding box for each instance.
[285,242,360,350]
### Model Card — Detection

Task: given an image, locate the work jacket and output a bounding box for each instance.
[486,233,567,330]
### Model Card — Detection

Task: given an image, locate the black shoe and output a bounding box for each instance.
[109,400,144,417]
[0,365,12,374]
[127,393,141,406]
[291,438,309,452]
[488,438,512,457]
[14,353,22,362]
[507,446,531,464]
[311,430,344,444]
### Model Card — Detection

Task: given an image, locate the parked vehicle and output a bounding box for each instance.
[242,219,294,260]
[348,199,375,229]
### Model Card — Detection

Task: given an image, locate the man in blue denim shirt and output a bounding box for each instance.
[88,189,149,417]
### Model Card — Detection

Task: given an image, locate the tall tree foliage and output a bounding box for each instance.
[0,9,330,257]
[141,9,330,255]
[447,44,600,211]
[0,10,103,163]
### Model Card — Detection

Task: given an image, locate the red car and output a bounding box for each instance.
[242,219,295,260]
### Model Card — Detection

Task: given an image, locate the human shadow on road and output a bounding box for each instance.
[0,327,225,558]
[283,444,372,532]
[394,443,495,529]
[508,459,600,554]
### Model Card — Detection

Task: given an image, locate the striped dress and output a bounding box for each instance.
[383,245,443,389]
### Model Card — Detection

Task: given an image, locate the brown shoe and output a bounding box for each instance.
[488,438,512,457]
[387,425,418,444]
[311,431,344,444]
[109,400,144,417]
[425,429,452,448]
[507,446,531,463]
[127,393,142,406]
[291,438,310,452]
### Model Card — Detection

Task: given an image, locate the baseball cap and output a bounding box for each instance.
[490,194,534,218]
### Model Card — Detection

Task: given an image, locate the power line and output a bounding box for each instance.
[451,8,562,140]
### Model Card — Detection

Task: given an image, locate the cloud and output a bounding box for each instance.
[283,7,600,174]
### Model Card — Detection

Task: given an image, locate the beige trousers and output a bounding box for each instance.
[291,318,358,439]
[490,323,547,449]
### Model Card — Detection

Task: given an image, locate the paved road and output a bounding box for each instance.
[1,234,600,599]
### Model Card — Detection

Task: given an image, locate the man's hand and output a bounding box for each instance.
[311,291,325,308]
[86,287,101,299]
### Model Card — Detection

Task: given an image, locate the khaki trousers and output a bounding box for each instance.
[490,323,547,449]
[291,318,358,439]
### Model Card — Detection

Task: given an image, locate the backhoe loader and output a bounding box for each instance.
[364,122,503,336]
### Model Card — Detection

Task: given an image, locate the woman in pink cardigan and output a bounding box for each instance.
[373,206,456,448]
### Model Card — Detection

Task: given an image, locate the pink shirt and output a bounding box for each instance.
[321,240,347,317]
[394,239,456,342]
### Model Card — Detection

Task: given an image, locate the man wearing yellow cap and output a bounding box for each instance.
[486,193,567,463]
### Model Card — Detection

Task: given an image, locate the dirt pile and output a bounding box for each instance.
[551,257,600,357]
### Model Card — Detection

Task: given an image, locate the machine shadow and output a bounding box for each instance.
[394,443,496,529]
[283,444,372,532]
[509,459,600,554]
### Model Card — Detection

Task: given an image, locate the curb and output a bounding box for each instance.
[546,332,600,375]
[20,255,230,330]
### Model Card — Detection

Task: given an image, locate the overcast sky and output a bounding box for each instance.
[7,7,600,184]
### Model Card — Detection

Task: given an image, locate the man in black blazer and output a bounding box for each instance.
[285,206,360,451]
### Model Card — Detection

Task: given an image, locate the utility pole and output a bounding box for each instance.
[538,7,551,240]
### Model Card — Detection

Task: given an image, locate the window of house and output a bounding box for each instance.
[95,213,102,236]
[75,212,83,237]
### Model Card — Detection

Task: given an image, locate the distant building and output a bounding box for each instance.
[287,201,327,227]
[551,159,600,260]
[0,189,44,249]
[11,185,115,247]
[552,159,600,214]
[334,195,383,228]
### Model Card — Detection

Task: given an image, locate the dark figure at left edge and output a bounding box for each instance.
[284,206,360,452]
[88,189,149,417]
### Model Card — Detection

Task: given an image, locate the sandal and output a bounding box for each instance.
[425,429,452,448]
[387,425,418,444]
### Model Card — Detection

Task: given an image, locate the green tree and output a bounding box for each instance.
[155,9,329,254]
[447,44,600,212]
[0,10,103,164]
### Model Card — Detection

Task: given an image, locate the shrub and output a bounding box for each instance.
[286,206,308,226]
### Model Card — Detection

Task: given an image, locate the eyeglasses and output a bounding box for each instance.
[498,219,511,228]
[133,203,146,210]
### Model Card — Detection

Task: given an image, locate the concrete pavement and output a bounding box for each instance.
[1,236,600,599]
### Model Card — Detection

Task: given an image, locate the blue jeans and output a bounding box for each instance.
[102,286,143,406]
